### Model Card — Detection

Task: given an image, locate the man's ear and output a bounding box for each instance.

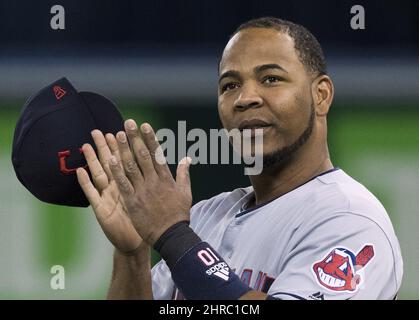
[312,75,334,116]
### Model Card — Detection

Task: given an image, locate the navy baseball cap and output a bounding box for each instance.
[11,77,124,207]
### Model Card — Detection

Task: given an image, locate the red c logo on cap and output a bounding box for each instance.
[58,148,87,175]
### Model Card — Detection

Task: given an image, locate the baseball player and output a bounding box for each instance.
[76,17,403,300]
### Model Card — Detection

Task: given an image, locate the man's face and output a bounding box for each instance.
[218,28,315,167]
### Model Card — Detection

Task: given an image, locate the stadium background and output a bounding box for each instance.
[0,0,418,299]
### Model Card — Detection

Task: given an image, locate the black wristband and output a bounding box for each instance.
[153,221,202,270]
[154,221,252,300]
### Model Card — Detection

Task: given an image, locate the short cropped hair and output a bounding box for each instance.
[231,17,327,76]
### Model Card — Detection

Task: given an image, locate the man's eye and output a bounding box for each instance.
[221,83,240,92]
[262,76,282,84]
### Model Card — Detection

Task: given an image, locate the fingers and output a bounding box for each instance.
[105,133,122,173]
[139,122,173,179]
[115,131,144,187]
[109,155,135,197]
[124,119,157,180]
[91,130,113,178]
[81,143,109,192]
[76,167,101,211]
[176,156,192,193]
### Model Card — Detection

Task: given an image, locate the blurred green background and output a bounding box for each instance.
[0,100,418,299]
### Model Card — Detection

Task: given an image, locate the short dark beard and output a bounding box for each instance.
[261,103,315,171]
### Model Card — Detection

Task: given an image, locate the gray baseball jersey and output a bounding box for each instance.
[151,168,403,300]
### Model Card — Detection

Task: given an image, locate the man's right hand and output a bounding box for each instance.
[77,130,144,255]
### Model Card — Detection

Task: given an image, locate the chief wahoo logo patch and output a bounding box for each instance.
[312,244,374,292]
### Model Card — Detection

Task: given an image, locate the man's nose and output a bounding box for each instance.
[233,83,263,111]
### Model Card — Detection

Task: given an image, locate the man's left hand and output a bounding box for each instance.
[108,119,193,246]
